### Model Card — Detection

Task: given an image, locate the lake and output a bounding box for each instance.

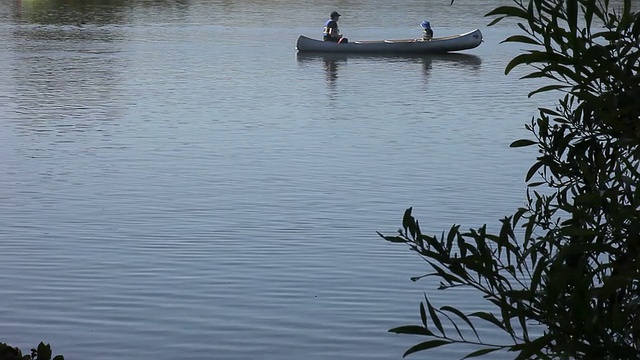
[0,0,554,359]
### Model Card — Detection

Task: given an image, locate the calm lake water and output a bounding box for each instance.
[1,0,558,359]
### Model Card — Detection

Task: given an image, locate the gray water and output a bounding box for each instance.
[1,1,553,359]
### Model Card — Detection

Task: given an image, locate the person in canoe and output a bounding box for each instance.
[323,11,348,43]
[421,20,433,41]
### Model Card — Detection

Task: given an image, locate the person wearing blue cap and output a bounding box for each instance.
[324,11,348,43]
[421,20,433,41]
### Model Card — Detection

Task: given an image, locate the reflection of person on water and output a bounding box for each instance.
[324,58,338,80]
[421,20,433,41]
[323,11,348,43]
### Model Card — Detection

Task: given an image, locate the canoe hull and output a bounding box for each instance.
[296,29,483,55]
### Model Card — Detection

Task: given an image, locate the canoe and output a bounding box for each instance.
[296,29,483,55]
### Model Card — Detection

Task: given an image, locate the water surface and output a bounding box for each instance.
[1,1,553,359]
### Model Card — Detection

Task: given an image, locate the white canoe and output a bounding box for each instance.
[296,29,483,55]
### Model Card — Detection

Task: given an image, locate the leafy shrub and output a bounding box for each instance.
[381,0,640,358]
[0,342,64,360]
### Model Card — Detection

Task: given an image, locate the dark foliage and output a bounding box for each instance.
[0,342,64,360]
[381,0,640,358]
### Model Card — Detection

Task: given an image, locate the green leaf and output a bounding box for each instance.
[505,52,566,75]
[504,54,530,75]
[528,84,569,98]
[520,71,552,80]
[502,35,540,45]
[525,161,544,182]
[437,309,465,340]
[486,16,506,27]
[402,207,413,229]
[427,261,463,285]
[511,334,551,359]
[538,107,562,117]
[510,139,537,148]
[446,224,460,248]
[37,342,52,360]
[462,347,502,359]
[567,0,578,37]
[559,227,597,237]
[389,325,435,336]
[420,302,427,327]
[469,312,504,330]
[424,231,443,253]
[402,207,418,239]
[486,6,530,20]
[516,304,530,342]
[440,306,481,341]
[381,234,408,243]
[403,340,452,357]
[427,298,445,335]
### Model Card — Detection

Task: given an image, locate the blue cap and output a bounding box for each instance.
[421,20,431,29]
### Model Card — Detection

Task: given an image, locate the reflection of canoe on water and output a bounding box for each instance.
[296,52,482,68]
[296,29,483,54]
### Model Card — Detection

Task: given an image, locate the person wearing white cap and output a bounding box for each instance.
[421,20,433,41]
